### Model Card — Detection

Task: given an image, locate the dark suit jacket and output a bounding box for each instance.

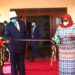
[5,20,27,54]
[31,26,43,39]
[30,26,43,48]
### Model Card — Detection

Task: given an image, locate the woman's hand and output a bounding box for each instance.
[51,44,56,66]
[51,45,56,50]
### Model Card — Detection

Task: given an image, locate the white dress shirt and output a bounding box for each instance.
[14,21,20,31]
[31,26,36,38]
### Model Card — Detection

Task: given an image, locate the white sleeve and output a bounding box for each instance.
[53,27,60,44]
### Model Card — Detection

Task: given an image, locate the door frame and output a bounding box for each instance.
[10,8,67,58]
[10,8,67,38]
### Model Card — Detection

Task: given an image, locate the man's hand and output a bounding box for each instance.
[6,40,11,44]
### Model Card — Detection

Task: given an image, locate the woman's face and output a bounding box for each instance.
[63,19,69,26]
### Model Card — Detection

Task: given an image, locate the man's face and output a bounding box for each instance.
[31,22,36,27]
[10,17,17,23]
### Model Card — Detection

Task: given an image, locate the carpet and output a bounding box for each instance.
[2,59,58,75]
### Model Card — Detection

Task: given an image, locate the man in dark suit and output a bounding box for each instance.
[5,11,27,75]
[30,22,43,61]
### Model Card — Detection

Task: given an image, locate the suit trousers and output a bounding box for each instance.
[10,52,25,75]
[31,42,38,59]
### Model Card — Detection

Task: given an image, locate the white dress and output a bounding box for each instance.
[54,24,75,75]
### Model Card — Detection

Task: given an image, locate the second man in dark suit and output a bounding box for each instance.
[30,22,43,61]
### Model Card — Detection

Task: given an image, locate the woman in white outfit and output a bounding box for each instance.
[52,14,75,75]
